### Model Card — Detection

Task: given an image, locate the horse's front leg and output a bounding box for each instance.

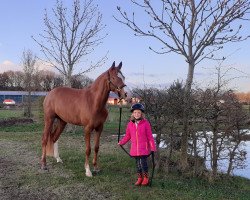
[84,127,92,177]
[93,125,103,174]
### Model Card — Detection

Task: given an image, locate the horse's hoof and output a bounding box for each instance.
[56,157,63,163]
[93,169,101,176]
[41,164,49,171]
[92,171,99,176]
[85,171,93,177]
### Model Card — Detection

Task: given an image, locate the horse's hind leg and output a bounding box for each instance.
[41,117,54,170]
[93,125,103,174]
[51,118,67,163]
[84,126,93,177]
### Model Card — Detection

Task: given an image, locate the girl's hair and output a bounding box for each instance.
[130,111,145,121]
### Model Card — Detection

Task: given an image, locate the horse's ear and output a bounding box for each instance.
[118,62,122,70]
[111,61,115,69]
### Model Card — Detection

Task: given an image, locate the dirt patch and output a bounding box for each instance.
[0,140,59,200]
[0,118,34,127]
[0,157,58,200]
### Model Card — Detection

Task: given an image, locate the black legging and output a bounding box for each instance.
[135,156,148,174]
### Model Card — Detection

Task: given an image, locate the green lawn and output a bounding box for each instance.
[1,105,250,199]
[0,131,250,200]
[0,108,24,119]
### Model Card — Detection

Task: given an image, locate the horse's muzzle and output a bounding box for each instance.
[117,86,127,100]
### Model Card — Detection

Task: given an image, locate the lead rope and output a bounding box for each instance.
[118,105,131,157]
[149,151,155,187]
[117,105,155,187]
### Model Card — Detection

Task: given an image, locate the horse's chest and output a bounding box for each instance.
[84,108,107,125]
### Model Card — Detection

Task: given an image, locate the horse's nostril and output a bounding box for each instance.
[125,92,127,97]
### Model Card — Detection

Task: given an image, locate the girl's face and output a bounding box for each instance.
[132,109,142,119]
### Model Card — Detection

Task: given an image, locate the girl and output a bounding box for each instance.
[118,103,156,186]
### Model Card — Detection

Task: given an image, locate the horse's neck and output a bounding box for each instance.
[89,72,110,110]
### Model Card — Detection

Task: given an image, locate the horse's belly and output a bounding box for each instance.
[56,109,84,125]
[53,100,107,127]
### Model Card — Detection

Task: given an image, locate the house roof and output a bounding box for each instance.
[0,90,120,98]
[0,91,48,96]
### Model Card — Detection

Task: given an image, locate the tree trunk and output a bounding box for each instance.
[65,75,72,87]
[64,69,76,133]
[212,125,218,177]
[227,144,239,176]
[180,62,195,171]
[27,91,31,117]
[24,87,32,118]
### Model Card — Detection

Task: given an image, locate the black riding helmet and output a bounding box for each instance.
[130,103,145,113]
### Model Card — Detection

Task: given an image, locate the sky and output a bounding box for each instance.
[0,0,250,92]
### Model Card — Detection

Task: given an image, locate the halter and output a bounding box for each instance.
[107,71,126,95]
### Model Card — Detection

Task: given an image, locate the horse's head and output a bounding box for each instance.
[108,61,127,100]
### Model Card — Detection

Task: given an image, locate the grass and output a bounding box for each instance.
[0,123,44,132]
[0,108,24,119]
[1,105,250,199]
[1,130,250,200]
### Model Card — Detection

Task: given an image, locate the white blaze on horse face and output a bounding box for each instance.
[118,71,125,82]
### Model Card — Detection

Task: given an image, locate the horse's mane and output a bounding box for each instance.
[88,70,109,90]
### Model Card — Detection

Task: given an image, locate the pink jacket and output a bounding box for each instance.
[119,119,157,156]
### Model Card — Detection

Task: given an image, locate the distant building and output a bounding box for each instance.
[130,97,141,104]
[107,92,128,105]
[0,90,127,105]
[0,91,48,104]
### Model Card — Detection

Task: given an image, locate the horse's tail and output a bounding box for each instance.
[45,118,58,157]
[46,119,63,162]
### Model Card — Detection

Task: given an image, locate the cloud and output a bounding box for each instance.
[2,60,13,65]
[36,60,56,72]
[128,72,165,78]
[0,60,21,73]
[0,60,57,73]
[125,80,172,90]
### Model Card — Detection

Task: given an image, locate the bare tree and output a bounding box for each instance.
[71,74,93,88]
[4,71,15,89]
[53,74,64,88]
[196,88,248,179]
[39,70,55,91]
[13,71,24,90]
[33,0,107,87]
[115,0,250,170]
[22,49,38,117]
[223,92,248,176]
[193,63,249,179]
[0,72,10,90]
[0,71,24,91]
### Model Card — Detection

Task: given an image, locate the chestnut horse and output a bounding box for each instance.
[41,62,127,177]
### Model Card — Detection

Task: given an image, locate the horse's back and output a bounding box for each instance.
[43,87,98,126]
[45,87,77,107]
[44,87,83,119]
